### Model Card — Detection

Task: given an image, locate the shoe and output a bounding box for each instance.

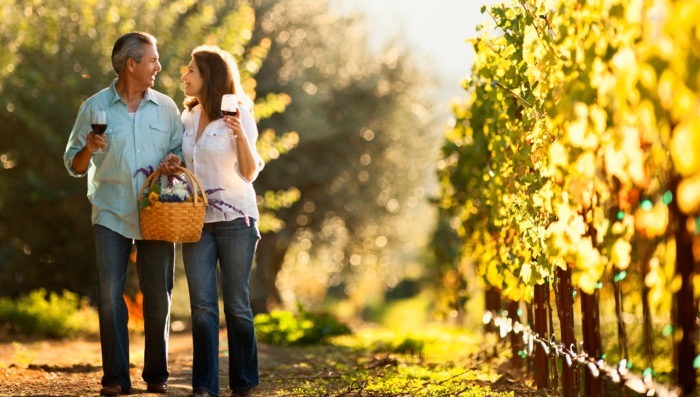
[230,389,253,397]
[193,389,212,397]
[147,382,168,393]
[100,384,122,396]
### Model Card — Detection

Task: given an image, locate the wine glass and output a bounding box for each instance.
[221,94,239,117]
[91,109,108,152]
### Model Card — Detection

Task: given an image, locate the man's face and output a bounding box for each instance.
[133,44,161,88]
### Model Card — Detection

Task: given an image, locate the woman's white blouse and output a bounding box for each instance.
[181,105,261,223]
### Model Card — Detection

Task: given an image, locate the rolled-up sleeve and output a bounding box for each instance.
[64,82,183,239]
[64,102,89,177]
[241,108,263,182]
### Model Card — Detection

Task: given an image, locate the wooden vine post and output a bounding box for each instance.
[670,178,697,395]
[581,205,601,396]
[508,300,523,369]
[556,267,579,397]
[639,239,655,373]
[533,282,549,389]
[484,286,501,333]
[580,290,601,397]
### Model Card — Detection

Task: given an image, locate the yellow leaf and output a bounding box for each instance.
[670,275,683,293]
[574,268,598,295]
[645,268,659,288]
[549,141,568,170]
[521,263,532,284]
[567,177,593,208]
[552,256,567,271]
[566,103,599,149]
[611,238,632,270]
[670,120,700,176]
[693,275,700,299]
[575,152,597,179]
[677,173,700,214]
[642,203,668,238]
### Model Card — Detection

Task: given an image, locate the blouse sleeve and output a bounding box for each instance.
[240,106,265,177]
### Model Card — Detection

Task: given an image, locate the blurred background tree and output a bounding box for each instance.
[248,0,439,315]
[0,0,439,319]
[0,0,294,297]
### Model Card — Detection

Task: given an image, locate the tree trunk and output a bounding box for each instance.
[556,266,578,397]
[250,230,292,314]
[533,282,549,390]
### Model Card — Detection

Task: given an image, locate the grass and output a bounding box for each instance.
[255,291,524,396]
[10,286,680,395]
[256,325,521,396]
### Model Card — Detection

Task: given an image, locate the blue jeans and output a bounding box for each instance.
[183,218,260,395]
[93,225,174,391]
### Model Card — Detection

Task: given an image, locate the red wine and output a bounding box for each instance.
[92,124,107,135]
[222,110,238,117]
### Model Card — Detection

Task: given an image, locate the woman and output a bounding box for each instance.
[178,45,262,397]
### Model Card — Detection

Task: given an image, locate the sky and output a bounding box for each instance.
[329,0,503,105]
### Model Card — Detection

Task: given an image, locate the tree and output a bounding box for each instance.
[248,0,438,313]
[0,0,292,297]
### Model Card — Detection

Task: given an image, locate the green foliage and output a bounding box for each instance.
[372,336,425,356]
[363,292,432,331]
[249,0,438,313]
[0,289,98,338]
[254,307,351,346]
[0,0,296,297]
[260,326,517,396]
[436,0,700,390]
[437,0,697,302]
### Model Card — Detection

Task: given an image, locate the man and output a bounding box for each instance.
[63,32,183,396]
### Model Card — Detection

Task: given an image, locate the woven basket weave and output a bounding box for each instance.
[138,166,208,243]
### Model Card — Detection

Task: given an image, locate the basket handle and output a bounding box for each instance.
[138,166,208,207]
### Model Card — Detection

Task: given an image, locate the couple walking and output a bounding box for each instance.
[63,32,261,397]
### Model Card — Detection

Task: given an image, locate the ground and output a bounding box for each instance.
[0,329,546,397]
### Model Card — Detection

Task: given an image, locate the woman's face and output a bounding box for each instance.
[181,58,203,98]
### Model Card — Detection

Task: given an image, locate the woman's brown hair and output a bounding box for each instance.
[183,46,236,121]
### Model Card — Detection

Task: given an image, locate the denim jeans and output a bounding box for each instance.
[93,225,174,391]
[183,218,260,395]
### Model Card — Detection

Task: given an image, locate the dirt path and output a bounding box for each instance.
[1,331,189,396]
[0,331,292,397]
[0,330,541,397]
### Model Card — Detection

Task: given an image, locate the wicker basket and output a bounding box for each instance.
[138,166,208,243]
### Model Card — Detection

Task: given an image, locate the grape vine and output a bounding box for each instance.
[438,0,700,391]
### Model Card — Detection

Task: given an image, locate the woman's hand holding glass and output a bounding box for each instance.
[221,94,243,139]
[223,112,244,139]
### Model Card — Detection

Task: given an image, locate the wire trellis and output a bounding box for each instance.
[482,310,682,397]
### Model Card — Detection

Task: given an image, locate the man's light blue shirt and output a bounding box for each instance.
[64,80,184,239]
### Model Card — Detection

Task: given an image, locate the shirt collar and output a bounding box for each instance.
[108,79,161,106]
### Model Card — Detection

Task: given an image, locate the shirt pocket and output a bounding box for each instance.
[149,121,171,151]
[202,129,234,152]
[104,121,127,151]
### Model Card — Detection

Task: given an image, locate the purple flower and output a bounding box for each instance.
[134,166,155,178]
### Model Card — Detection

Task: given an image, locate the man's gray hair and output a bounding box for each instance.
[111,32,157,75]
